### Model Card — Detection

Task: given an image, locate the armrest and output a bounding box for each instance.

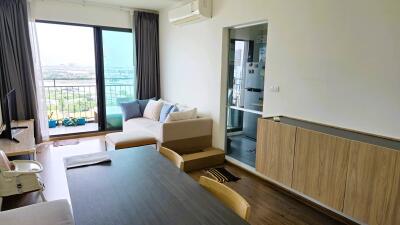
[162,117,213,142]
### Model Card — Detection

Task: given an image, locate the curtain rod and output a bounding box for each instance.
[30,0,159,14]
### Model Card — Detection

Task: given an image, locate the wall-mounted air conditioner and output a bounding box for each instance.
[169,0,212,25]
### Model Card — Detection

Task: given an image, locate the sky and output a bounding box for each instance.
[36,23,95,67]
[102,30,134,68]
[36,23,134,68]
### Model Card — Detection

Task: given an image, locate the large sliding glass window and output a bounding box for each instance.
[102,30,135,130]
[36,21,135,136]
[36,23,99,136]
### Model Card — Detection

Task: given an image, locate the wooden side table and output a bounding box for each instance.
[0,120,36,159]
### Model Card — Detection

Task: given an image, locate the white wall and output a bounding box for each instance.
[30,0,132,28]
[159,0,400,148]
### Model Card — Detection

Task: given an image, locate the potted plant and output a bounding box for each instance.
[63,117,76,127]
[62,117,86,126]
[48,112,58,128]
[76,117,86,126]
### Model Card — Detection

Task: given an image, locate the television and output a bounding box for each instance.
[0,89,27,143]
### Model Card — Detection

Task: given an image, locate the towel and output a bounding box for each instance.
[64,152,111,169]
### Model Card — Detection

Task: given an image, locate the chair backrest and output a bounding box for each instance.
[0,150,11,171]
[159,146,184,170]
[199,176,251,221]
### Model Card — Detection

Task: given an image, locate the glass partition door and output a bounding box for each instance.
[101,29,136,130]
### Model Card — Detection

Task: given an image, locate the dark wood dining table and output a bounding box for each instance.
[66,146,250,225]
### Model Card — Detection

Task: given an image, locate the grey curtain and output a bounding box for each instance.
[0,0,42,143]
[134,11,160,100]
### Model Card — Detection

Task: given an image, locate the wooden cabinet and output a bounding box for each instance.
[343,142,400,225]
[255,117,400,225]
[256,119,296,187]
[292,128,351,211]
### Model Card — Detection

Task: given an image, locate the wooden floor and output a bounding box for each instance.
[2,136,345,225]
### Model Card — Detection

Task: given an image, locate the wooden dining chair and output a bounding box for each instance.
[159,146,184,170]
[199,176,251,221]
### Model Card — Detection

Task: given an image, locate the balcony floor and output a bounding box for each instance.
[49,122,99,136]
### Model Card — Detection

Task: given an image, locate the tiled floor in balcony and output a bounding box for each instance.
[49,122,99,136]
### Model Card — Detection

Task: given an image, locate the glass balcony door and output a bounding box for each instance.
[36,21,135,136]
[36,22,99,136]
[101,29,136,130]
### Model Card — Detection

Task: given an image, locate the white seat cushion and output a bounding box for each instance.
[165,108,197,123]
[123,118,163,141]
[0,199,74,225]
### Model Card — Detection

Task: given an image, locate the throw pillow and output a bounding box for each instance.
[170,106,179,113]
[120,101,141,121]
[159,103,175,123]
[143,100,163,121]
[138,97,156,115]
[165,108,197,123]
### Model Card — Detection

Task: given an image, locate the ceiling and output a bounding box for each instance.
[82,0,184,10]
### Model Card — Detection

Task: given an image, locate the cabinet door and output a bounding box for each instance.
[292,128,350,211]
[343,142,400,225]
[256,119,296,186]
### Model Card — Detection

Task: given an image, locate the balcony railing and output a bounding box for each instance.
[44,78,135,121]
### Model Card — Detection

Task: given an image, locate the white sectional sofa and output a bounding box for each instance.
[113,99,225,171]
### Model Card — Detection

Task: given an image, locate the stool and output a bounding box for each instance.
[159,146,225,172]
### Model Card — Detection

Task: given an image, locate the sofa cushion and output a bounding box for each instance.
[165,108,197,123]
[143,100,163,121]
[159,103,175,123]
[120,100,141,121]
[170,106,179,113]
[176,104,192,112]
[124,118,163,141]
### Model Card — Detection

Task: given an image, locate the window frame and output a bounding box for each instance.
[36,20,134,135]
